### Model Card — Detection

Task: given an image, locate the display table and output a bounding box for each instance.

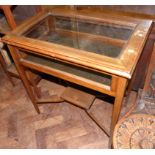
[2,8,152,136]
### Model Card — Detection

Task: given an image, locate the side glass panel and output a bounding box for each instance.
[19,50,112,86]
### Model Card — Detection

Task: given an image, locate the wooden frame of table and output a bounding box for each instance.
[2,8,152,138]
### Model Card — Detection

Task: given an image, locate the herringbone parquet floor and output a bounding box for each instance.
[0,66,111,148]
[0,66,136,149]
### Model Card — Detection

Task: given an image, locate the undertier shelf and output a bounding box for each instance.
[61,87,96,110]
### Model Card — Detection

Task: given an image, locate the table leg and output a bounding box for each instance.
[110,77,127,147]
[8,45,40,114]
[2,6,16,30]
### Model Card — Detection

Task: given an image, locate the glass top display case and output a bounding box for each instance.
[2,7,152,136]
[3,8,152,79]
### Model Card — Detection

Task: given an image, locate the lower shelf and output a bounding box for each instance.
[61,87,96,110]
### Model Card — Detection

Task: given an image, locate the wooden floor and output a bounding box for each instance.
[0,66,136,149]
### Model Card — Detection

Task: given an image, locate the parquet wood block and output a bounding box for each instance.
[0,137,22,149]
[61,87,95,109]
[17,119,37,148]
[0,122,8,139]
[8,113,18,139]
[34,115,64,130]
[35,112,109,148]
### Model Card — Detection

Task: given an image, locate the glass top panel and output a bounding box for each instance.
[24,14,134,58]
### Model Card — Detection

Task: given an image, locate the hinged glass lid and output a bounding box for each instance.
[24,12,134,58]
